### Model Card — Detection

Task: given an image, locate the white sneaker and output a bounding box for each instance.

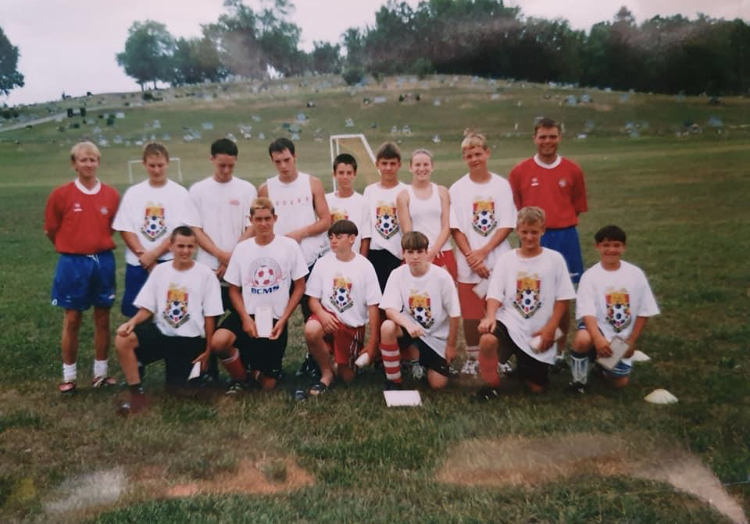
[498,362,514,375]
[461,358,479,376]
[410,362,426,380]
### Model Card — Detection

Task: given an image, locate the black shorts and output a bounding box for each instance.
[397,330,450,377]
[490,321,550,388]
[367,249,402,293]
[134,322,205,384]
[218,311,288,379]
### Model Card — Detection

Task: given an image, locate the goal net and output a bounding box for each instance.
[329,134,379,191]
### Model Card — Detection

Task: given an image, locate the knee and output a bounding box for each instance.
[380,320,397,339]
[304,320,323,343]
[63,312,83,333]
[338,366,355,383]
[572,330,591,354]
[211,329,233,355]
[478,334,496,354]
[427,371,448,390]
[610,376,630,389]
[115,333,137,355]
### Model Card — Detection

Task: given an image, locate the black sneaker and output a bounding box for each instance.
[295,353,321,379]
[384,381,403,391]
[565,381,587,395]
[475,386,501,402]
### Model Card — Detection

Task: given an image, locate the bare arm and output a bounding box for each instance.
[385,307,424,338]
[469,227,513,266]
[452,228,490,279]
[624,316,649,358]
[532,300,569,352]
[478,298,501,334]
[584,315,611,357]
[229,284,256,338]
[116,307,154,336]
[396,190,412,233]
[193,316,216,371]
[428,186,451,260]
[359,238,370,257]
[271,277,306,339]
[445,316,460,363]
[308,296,339,333]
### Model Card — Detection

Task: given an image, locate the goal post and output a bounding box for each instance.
[329,134,379,191]
[127,157,183,184]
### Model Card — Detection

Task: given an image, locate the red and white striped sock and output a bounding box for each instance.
[380,342,402,383]
[221,349,247,382]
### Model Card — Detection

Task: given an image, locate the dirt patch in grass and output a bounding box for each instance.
[437,433,747,524]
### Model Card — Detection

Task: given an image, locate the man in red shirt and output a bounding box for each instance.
[509,118,588,354]
[44,142,120,393]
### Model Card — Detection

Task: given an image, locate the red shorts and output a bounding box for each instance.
[432,249,457,282]
[457,282,486,320]
[308,312,365,367]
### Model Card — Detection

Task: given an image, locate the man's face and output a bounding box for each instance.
[533,126,561,158]
[271,149,297,178]
[595,239,626,267]
[211,153,237,181]
[517,221,545,251]
[171,234,196,263]
[329,233,355,254]
[251,208,276,235]
[462,146,490,172]
[333,163,356,191]
[376,157,401,180]
[143,154,169,184]
[71,150,100,179]
[404,248,429,272]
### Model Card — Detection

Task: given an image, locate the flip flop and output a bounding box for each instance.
[92,376,117,388]
[59,381,77,394]
[308,381,329,397]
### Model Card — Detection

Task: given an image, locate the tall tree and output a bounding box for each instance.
[116,21,175,90]
[172,36,226,85]
[310,41,342,74]
[0,26,24,96]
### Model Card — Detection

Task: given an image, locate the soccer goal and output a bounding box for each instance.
[329,134,379,191]
[127,157,183,184]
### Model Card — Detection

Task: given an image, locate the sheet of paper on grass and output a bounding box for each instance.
[384,390,422,407]
[189,362,201,380]
[255,306,273,338]
[596,336,630,370]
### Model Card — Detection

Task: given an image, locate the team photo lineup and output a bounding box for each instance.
[45,117,659,414]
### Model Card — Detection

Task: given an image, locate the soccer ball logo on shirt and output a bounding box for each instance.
[163,284,190,328]
[142,202,167,241]
[248,258,282,294]
[472,198,497,237]
[408,291,435,329]
[375,201,399,239]
[513,272,542,319]
[605,289,632,332]
[330,274,354,313]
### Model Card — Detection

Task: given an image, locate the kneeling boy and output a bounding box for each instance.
[302,220,382,396]
[115,226,223,414]
[477,207,575,398]
[379,232,460,390]
[568,225,660,392]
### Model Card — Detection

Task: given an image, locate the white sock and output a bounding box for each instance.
[93,359,108,378]
[63,363,77,382]
[466,345,479,360]
[570,354,589,385]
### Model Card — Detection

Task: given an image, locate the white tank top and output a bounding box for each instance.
[267,172,327,266]
[407,183,451,252]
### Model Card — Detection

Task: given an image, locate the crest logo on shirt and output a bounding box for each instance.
[513,272,541,319]
[163,284,190,328]
[472,198,497,236]
[331,207,348,223]
[606,289,631,332]
[100,206,109,215]
[375,202,399,239]
[142,202,167,241]
[248,257,282,294]
[330,274,354,313]
[408,291,434,329]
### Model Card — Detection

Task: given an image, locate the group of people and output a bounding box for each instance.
[44,117,659,414]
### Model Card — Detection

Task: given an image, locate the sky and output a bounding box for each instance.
[3,0,749,106]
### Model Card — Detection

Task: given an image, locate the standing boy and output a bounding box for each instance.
[212,197,308,391]
[379,232,461,390]
[113,143,195,317]
[476,207,575,398]
[45,142,120,393]
[449,131,516,375]
[325,153,370,255]
[301,220,382,396]
[568,225,660,392]
[114,226,224,415]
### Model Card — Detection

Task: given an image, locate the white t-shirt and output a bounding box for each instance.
[576,261,660,365]
[325,191,370,254]
[189,176,257,270]
[363,181,408,259]
[488,248,576,364]
[306,252,382,328]
[449,173,517,283]
[380,265,461,357]
[406,183,451,252]
[224,236,308,319]
[134,261,223,338]
[113,179,197,266]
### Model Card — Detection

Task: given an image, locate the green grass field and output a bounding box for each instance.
[0,76,748,523]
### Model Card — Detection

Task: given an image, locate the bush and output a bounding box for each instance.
[410,58,434,80]
[80,107,87,118]
[66,108,74,118]
[342,68,364,86]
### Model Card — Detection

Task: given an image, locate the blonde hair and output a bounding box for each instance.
[517,206,546,226]
[70,141,100,161]
[461,129,488,151]
[250,196,276,216]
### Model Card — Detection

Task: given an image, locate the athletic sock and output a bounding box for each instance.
[380,343,402,383]
[221,349,247,382]
[63,363,77,383]
[570,353,589,385]
[478,350,502,387]
[466,345,479,361]
[93,359,108,378]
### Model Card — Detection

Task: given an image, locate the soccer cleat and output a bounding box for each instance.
[116,390,149,416]
[295,353,321,379]
[461,358,480,376]
[225,381,247,395]
[498,362,514,375]
[474,386,501,402]
[409,362,426,380]
[565,381,587,395]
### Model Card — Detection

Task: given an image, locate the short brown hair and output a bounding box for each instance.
[461,129,488,151]
[142,142,169,162]
[517,206,546,226]
[250,196,276,216]
[401,231,429,251]
[534,117,561,135]
[376,141,401,162]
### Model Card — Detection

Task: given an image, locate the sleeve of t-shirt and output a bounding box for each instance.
[379,269,403,311]
[44,189,62,237]
[449,202,459,230]
[508,166,522,210]
[554,253,577,301]
[133,267,158,313]
[635,270,660,317]
[572,165,588,214]
[363,260,383,305]
[360,198,372,240]
[291,243,309,280]
[362,187,373,239]
[496,179,518,229]
[444,273,461,317]
[180,189,201,228]
[305,260,324,299]
[223,248,242,287]
[575,270,596,320]
[486,264,506,304]
[202,268,225,317]
[112,190,135,233]
[187,185,204,228]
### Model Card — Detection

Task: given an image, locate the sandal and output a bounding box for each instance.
[92,376,117,388]
[308,381,329,397]
[59,381,77,394]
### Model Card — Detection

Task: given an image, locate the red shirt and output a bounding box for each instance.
[508,156,587,229]
[44,180,120,254]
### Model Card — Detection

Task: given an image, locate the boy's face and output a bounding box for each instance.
[409,153,433,182]
[143,153,169,184]
[404,248,429,273]
[329,233,355,254]
[171,234,196,264]
[534,126,561,158]
[211,153,237,182]
[71,150,100,179]
[462,146,490,172]
[376,157,401,180]
[333,163,356,191]
[595,239,625,266]
[251,208,276,236]
[517,221,545,251]
[271,148,297,178]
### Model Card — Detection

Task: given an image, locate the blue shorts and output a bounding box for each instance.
[541,226,584,284]
[51,251,116,311]
[122,261,167,317]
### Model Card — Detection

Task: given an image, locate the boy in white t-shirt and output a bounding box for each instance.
[211,197,308,392]
[299,220,382,397]
[380,232,461,390]
[326,154,370,256]
[477,207,575,399]
[114,227,224,415]
[568,225,660,392]
[113,143,196,317]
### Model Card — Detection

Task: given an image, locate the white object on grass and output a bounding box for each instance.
[384,390,422,407]
[631,350,651,362]
[354,352,371,368]
[188,362,201,380]
[644,388,678,404]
